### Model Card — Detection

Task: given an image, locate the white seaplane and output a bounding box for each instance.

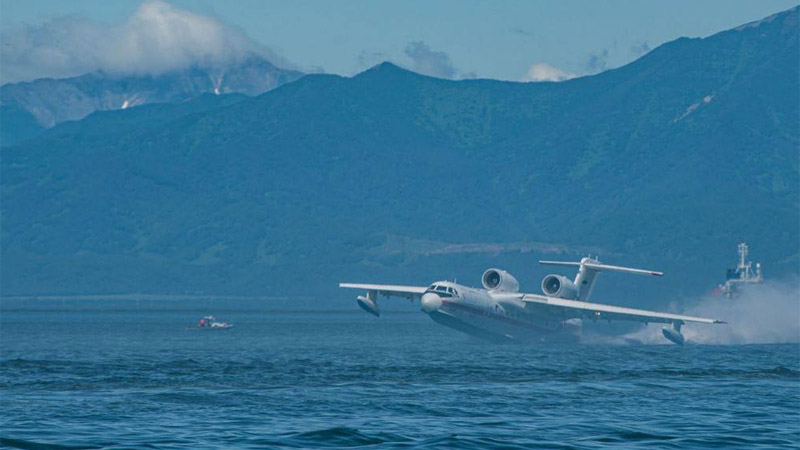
[341,257,725,345]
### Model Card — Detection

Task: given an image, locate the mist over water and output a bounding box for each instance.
[621,280,800,345]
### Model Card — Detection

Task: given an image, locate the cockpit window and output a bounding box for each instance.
[426,284,453,298]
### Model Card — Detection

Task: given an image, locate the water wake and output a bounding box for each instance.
[622,279,800,345]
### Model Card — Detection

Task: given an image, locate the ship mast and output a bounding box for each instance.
[738,242,751,279]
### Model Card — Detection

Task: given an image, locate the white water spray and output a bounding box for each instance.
[623,279,800,345]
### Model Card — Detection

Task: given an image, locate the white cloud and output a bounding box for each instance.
[0,1,289,84]
[521,63,575,82]
[403,41,457,79]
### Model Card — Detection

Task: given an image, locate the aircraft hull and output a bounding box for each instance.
[429,298,580,343]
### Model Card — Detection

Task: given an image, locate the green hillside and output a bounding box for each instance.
[2,7,798,305]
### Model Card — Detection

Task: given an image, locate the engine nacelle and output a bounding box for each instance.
[541,274,579,299]
[481,268,520,292]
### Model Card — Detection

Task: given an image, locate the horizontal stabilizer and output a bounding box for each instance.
[584,263,662,276]
[539,260,662,276]
[538,260,582,267]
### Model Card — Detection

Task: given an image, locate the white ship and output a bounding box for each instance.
[714,243,763,298]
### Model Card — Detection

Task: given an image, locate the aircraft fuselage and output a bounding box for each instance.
[342,261,722,345]
[420,281,580,343]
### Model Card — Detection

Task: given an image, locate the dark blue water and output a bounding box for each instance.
[1,298,799,449]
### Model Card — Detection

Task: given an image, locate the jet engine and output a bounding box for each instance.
[481,269,520,292]
[541,274,579,299]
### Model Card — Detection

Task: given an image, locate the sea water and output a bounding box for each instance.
[1,298,798,449]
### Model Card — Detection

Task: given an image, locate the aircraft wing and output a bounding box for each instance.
[519,294,725,325]
[339,283,427,300]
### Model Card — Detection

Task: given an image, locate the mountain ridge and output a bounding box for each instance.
[2,7,798,304]
[0,56,303,145]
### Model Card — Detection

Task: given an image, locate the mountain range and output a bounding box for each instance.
[1,7,798,306]
[0,57,303,145]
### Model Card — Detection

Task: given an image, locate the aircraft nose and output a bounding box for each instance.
[420,292,442,313]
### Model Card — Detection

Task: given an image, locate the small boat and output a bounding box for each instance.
[188,315,234,330]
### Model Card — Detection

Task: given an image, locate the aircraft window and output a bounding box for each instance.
[426,284,454,298]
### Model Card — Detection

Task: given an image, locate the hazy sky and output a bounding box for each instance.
[1,0,797,83]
